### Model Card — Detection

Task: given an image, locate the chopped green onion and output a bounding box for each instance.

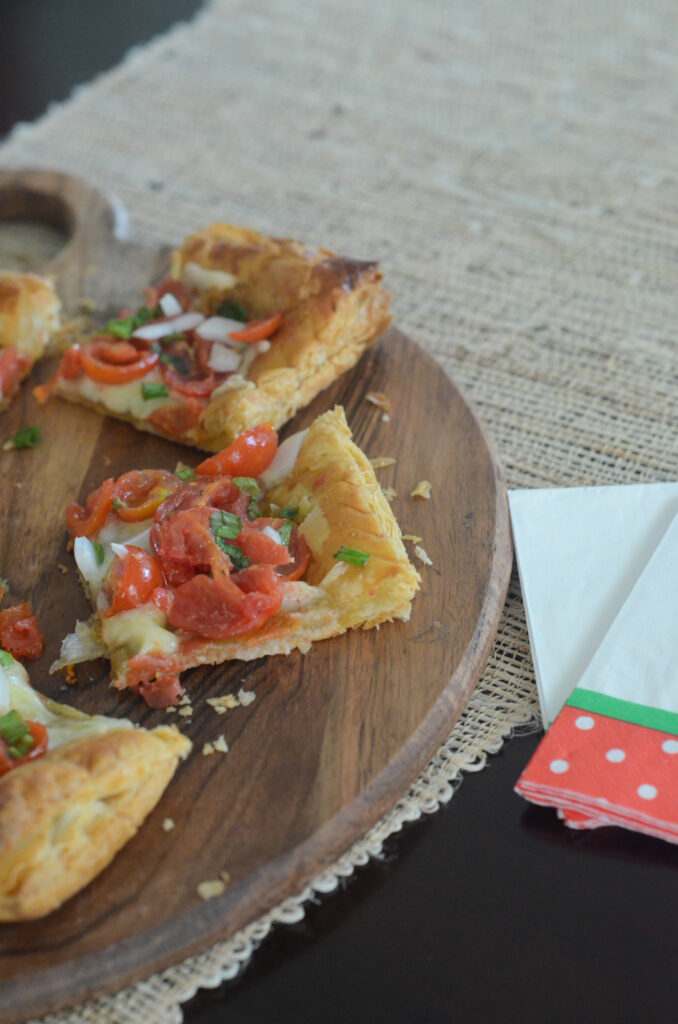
[112,498,126,511]
[175,464,195,482]
[104,305,155,339]
[210,510,242,541]
[0,650,14,667]
[247,500,262,520]
[216,299,248,322]
[159,351,190,375]
[0,709,35,759]
[333,546,370,567]
[277,521,294,546]
[141,381,170,400]
[92,541,105,565]
[280,507,298,521]
[217,541,250,571]
[7,425,42,450]
[233,477,261,499]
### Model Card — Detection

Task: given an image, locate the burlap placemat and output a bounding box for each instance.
[3,0,677,1019]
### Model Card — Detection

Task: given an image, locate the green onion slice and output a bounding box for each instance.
[112,498,127,511]
[0,650,14,668]
[233,477,261,499]
[92,541,105,565]
[210,510,242,541]
[0,709,35,759]
[175,464,195,482]
[216,540,250,571]
[141,381,170,400]
[104,305,156,339]
[279,507,298,521]
[277,521,294,546]
[333,546,370,567]
[216,299,248,322]
[9,426,42,449]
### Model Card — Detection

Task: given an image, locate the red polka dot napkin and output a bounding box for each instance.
[515,509,678,842]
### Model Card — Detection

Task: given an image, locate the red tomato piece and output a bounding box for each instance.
[228,312,283,343]
[122,652,184,708]
[148,397,204,438]
[159,362,218,398]
[0,347,32,400]
[0,603,44,659]
[0,721,49,778]
[112,470,179,523]
[80,339,159,384]
[276,526,311,582]
[166,572,282,639]
[106,546,165,617]
[237,521,292,566]
[66,477,115,539]
[195,423,278,478]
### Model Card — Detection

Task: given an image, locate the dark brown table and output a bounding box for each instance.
[2,4,676,1021]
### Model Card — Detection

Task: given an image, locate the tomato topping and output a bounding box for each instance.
[121,652,184,708]
[0,347,32,400]
[112,470,179,522]
[66,477,115,539]
[196,423,278,478]
[166,571,282,639]
[0,721,49,778]
[152,507,229,581]
[276,527,311,581]
[105,546,165,616]
[144,279,190,312]
[237,521,292,566]
[80,339,159,384]
[0,604,44,659]
[159,362,218,398]
[228,312,283,343]
[148,397,204,438]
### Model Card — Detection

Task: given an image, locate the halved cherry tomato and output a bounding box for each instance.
[151,506,229,582]
[166,571,282,639]
[159,362,218,398]
[237,521,292,566]
[0,721,49,778]
[0,603,44,659]
[195,423,278,478]
[106,546,165,617]
[0,347,32,400]
[112,470,179,523]
[144,278,190,312]
[148,397,204,438]
[276,526,311,581]
[66,477,115,539]
[80,339,159,384]
[228,312,283,343]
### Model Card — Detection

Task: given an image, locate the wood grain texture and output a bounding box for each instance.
[0,170,512,1023]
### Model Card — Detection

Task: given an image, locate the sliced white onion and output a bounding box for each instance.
[207,344,242,373]
[0,664,9,713]
[259,429,309,491]
[196,316,246,344]
[125,526,152,552]
[110,542,130,559]
[132,312,204,341]
[159,292,183,317]
[50,618,106,672]
[261,525,283,546]
[74,536,107,587]
[181,261,238,292]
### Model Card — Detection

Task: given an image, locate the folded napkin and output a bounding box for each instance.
[516,510,678,842]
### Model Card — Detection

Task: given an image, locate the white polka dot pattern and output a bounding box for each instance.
[605,749,626,763]
[637,784,658,801]
[549,759,569,774]
[575,716,595,731]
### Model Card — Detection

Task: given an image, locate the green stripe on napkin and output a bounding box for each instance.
[567,688,678,737]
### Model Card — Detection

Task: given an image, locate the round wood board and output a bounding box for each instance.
[0,170,512,1023]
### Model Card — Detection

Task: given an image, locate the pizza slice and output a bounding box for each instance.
[0,650,190,920]
[54,407,420,708]
[0,270,61,410]
[48,224,391,450]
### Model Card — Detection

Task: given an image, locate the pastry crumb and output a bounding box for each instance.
[197,879,226,900]
[58,563,69,574]
[220,870,231,884]
[237,687,255,707]
[162,818,175,832]
[65,663,77,685]
[165,706,177,714]
[370,456,396,470]
[213,735,229,753]
[382,486,397,502]
[411,480,432,499]
[365,391,391,414]
[179,694,191,705]
[202,742,215,756]
[402,533,423,544]
[207,694,240,714]
[382,412,391,422]
[414,545,433,566]
[14,481,23,488]
[178,706,193,717]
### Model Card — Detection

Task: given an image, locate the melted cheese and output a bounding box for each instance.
[101,605,179,665]
[59,370,170,421]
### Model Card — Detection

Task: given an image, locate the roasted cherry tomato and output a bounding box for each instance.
[148,397,204,438]
[236,520,292,566]
[0,720,49,777]
[80,338,159,384]
[159,362,218,398]
[112,470,179,523]
[66,477,115,539]
[166,570,282,639]
[276,526,311,581]
[121,652,183,708]
[0,347,32,400]
[195,423,278,477]
[228,312,283,343]
[106,546,165,616]
[0,603,44,659]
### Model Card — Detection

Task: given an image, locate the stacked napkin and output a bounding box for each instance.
[510,484,678,841]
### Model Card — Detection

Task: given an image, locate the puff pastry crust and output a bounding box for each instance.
[0,664,190,921]
[0,270,61,409]
[59,407,420,697]
[52,224,391,450]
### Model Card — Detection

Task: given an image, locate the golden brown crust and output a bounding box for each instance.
[0,270,61,409]
[0,725,190,921]
[172,225,391,449]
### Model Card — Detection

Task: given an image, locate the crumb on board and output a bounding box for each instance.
[162,818,175,832]
[65,664,77,685]
[365,391,391,414]
[382,486,397,502]
[203,735,229,756]
[402,533,423,544]
[178,706,193,717]
[202,742,214,756]
[58,563,69,574]
[165,706,177,714]
[237,687,255,707]
[197,879,226,900]
[411,480,432,499]
[179,694,191,705]
[14,481,23,488]
[382,413,390,422]
[207,694,240,714]
[414,545,433,566]
[370,456,396,470]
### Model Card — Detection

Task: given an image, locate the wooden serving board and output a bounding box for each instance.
[0,170,512,1023]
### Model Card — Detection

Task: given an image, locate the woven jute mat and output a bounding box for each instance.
[3,0,677,1019]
